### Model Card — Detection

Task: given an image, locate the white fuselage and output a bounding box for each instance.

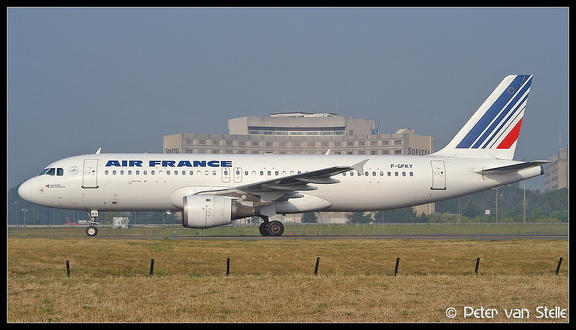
[17,153,542,214]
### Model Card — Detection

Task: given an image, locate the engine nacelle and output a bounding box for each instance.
[182,195,256,229]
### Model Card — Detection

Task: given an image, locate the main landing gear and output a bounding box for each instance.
[258,216,284,236]
[86,209,99,237]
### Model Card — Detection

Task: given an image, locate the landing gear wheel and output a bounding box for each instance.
[268,220,284,236]
[259,222,271,236]
[86,225,98,236]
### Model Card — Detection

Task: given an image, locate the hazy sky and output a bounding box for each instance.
[7,7,568,190]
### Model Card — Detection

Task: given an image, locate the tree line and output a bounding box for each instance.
[340,184,568,224]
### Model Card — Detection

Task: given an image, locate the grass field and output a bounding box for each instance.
[7,225,569,323]
[7,222,569,237]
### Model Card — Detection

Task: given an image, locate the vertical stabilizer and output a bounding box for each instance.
[433,75,532,159]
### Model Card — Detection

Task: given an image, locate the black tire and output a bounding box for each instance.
[259,222,271,236]
[268,221,284,236]
[86,226,98,236]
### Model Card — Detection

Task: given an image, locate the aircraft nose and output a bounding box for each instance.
[18,179,37,203]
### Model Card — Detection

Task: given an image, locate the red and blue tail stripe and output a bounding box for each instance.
[456,75,532,150]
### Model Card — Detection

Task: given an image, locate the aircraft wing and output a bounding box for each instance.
[196,159,368,201]
[475,160,549,175]
[237,159,368,193]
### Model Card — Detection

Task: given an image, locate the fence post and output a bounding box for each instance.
[555,257,563,276]
[394,257,400,276]
[66,260,71,277]
[314,257,320,275]
[475,257,481,275]
[226,257,230,276]
[149,258,155,277]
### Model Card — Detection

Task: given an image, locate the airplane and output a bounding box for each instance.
[18,75,549,237]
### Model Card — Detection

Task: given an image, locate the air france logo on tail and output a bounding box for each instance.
[456,75,532,150]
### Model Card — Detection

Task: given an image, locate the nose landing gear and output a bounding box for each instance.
[86,209,99,236]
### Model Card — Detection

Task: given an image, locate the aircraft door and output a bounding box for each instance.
[233,167,243,183]
[82,159,99,188]
[430,160,446,190]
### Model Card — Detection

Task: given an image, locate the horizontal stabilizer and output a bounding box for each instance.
[475,160,549,175]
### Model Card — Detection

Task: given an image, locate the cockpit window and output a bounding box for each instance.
[39,168,64,176]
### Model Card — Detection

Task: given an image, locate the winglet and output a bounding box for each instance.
[351,159,369,173]
[95,147,102,154]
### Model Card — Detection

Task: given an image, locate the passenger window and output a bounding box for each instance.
[128,170,132,175]
[105,170,109,175]
[120,170,124,175]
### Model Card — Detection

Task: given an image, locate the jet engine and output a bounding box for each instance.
[182,195,256,229]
